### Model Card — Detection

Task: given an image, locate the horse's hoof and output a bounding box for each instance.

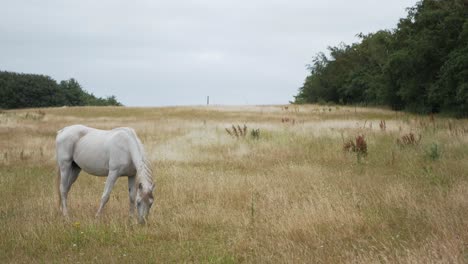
[62,214,71,221]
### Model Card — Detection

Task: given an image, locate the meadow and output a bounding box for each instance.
[0,105,467,263]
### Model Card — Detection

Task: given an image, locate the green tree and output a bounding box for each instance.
[59,78,86,106]
[0,71,122,109]
[295,0,468,117]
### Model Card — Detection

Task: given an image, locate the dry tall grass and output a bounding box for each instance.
[0,105,467,263]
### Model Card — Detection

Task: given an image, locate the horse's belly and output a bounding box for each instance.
[73,135,110,176]
[74,152,109,176]
[74,156,109,176]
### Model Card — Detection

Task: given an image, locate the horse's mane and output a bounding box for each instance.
[137,155,153,187]
[121,128,153,187]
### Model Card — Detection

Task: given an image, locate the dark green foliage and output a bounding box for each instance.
[59,79,86,106]
[0,71,122,109]
[250,129,260,140]
[426,143,441,160]
[295,0,468,117]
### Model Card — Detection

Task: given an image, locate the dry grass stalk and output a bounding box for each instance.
[23,110,46,120]
[20,150,26,160]
[226,124,248,139]
[343,139,354,152]
[281,117,296,124]
[397,132,421,146]
[343,135,367,156]
[355,135,367,155]
[447,121,468,137]
[379,120,386,131]
[232,125,239,137]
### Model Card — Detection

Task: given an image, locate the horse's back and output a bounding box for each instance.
[56,125,136,150]
[56,125,95,142]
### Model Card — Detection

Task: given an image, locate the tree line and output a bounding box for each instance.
[0,71,122,109]
[294,0,467,117]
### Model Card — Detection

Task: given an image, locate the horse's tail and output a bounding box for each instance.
[56,167,61,211]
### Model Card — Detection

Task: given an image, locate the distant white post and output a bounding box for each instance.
[207,96,209,105]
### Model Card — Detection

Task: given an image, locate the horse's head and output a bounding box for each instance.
[136,182,154,224]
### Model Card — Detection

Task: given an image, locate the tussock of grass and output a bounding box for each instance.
[0,105,467,263]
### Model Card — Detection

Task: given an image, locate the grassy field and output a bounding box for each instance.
[0,105,467,263]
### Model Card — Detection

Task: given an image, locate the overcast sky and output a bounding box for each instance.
[1,0,417,106]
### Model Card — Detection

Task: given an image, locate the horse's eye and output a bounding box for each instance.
[137,201,141,206]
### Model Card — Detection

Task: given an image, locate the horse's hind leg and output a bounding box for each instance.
[58,161,81,217]
[58,161,72,216]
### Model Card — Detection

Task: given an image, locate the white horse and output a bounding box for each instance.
[56,125,154,224]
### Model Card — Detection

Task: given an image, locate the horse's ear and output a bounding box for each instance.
[138,183,143,190]
[151,184,155,191]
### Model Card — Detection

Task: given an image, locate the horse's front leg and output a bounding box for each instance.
[128,175,136,217]
[96,170,119,217]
